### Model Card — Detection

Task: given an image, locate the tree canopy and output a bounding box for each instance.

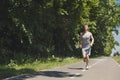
[0,0,120,64]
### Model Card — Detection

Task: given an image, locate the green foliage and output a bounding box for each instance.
[0,0,120,63]
[0,57,81,79]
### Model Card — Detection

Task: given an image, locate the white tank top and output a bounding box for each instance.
[81,31,92,48]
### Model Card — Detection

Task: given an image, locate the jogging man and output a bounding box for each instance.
[80,24,94,70]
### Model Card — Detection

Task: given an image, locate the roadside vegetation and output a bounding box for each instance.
[113,56,120,64]
[0,57,81,79]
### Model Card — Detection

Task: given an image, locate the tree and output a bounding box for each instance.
[0,0,120,64]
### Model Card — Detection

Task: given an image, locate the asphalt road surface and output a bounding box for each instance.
[4,57,120,80]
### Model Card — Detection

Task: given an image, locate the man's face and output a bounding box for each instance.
[84,25,88,31]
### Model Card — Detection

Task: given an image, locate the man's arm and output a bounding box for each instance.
[90,33,94,46]
[80,33,82,48]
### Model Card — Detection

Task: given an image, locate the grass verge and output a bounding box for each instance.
[0,57,81,79]
[112,56,120,64]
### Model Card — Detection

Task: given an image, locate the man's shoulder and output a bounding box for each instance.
[88,31,92,35]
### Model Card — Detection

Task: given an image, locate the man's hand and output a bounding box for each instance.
[80,44,82,48]
[90,43,93,47]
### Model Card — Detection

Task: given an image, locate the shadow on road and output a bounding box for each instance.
[4,71,83,80]
[35,71,83,78]
[68,67,84,70]
[0,67,35,80]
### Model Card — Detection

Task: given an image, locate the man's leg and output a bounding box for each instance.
[83,54,87,62]
[86,55,90,69]
[83,54,88,70]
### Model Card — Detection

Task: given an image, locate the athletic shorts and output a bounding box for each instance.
[82,47,91,56]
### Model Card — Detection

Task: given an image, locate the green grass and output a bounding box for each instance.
[113,56,120,64]
[0,57,81,79]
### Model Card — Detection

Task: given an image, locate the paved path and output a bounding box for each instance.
[3,57,120,80]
